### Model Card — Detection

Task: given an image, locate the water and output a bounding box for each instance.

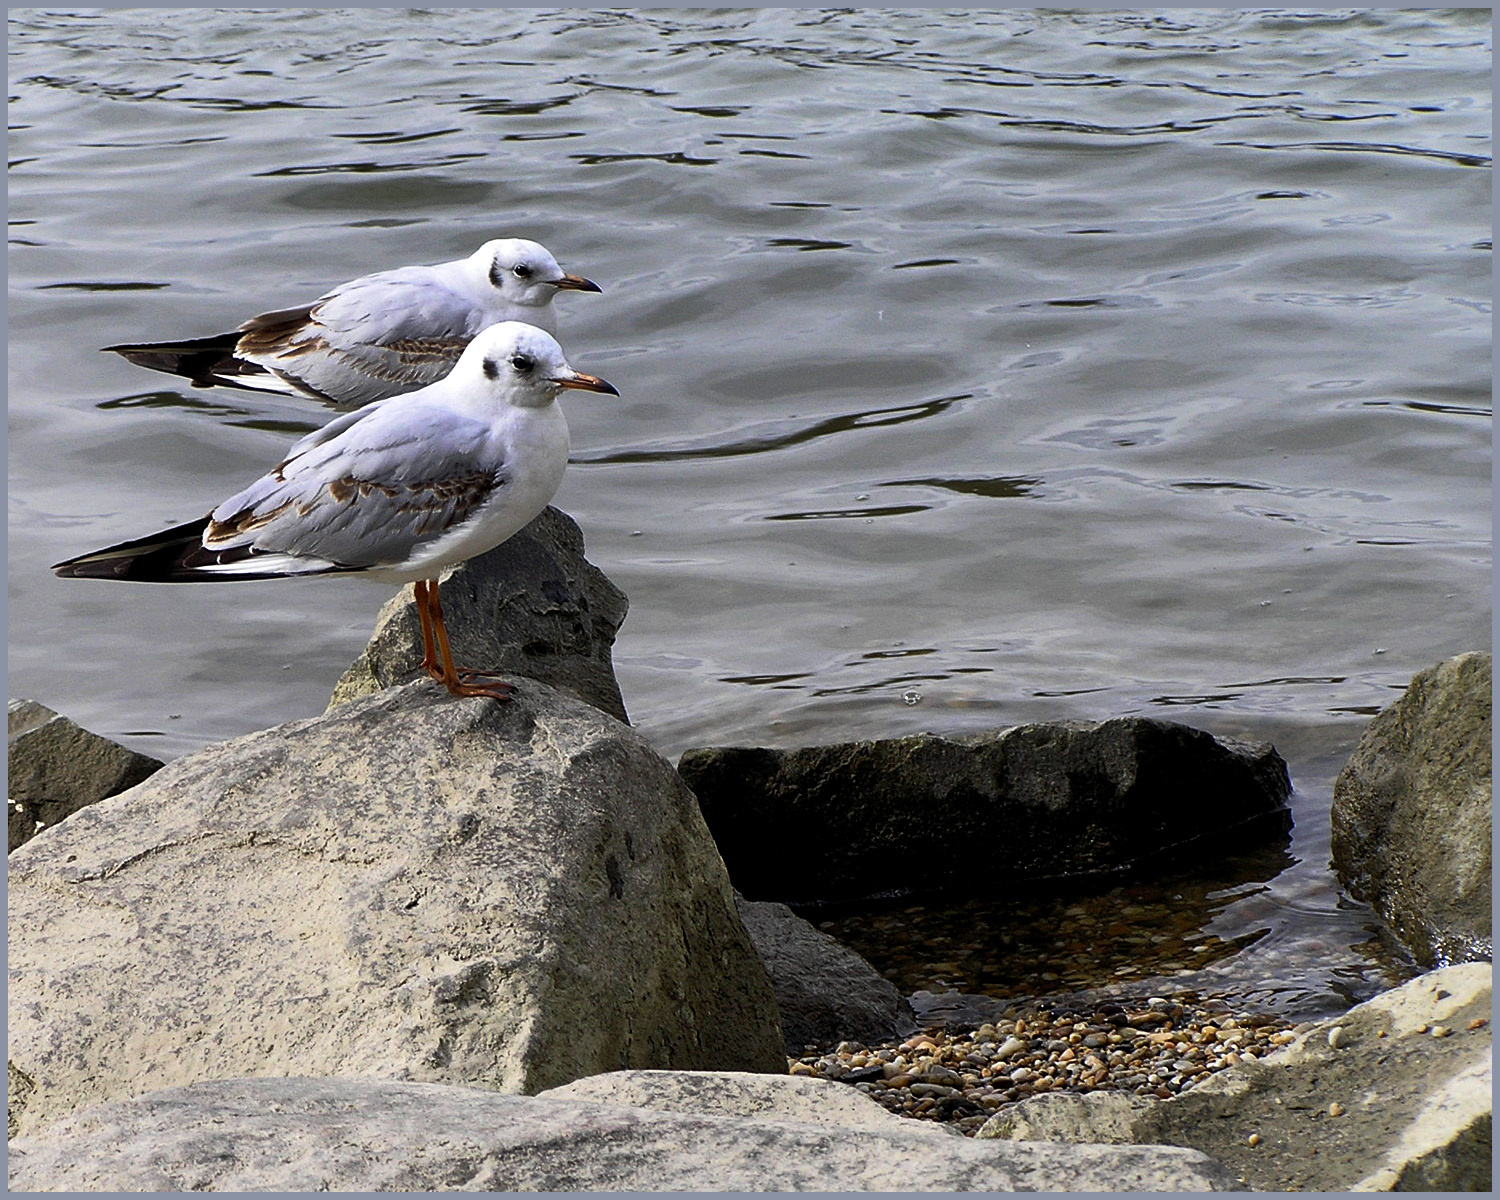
[9,9,1491,1015]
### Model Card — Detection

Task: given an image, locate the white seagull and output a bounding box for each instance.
[104,238,602,409]
[55,321,618,702]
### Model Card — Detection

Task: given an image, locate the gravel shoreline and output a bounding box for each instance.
[788,996,1304,1136]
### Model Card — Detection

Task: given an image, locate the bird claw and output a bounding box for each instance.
[446,678,517,703]
[454,666,511,682]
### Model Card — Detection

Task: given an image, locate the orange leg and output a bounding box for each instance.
[414,579,441,677]
[425,578,516,702]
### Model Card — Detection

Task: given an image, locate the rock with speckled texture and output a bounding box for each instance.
[1331,652,1491,968]
[7,679,782,1141]
[7,1076,1239,1192]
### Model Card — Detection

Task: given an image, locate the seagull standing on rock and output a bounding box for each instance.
[104,238,602,408]
[55,321,618,702]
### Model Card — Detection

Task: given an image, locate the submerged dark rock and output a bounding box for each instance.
[679,718,1292,905]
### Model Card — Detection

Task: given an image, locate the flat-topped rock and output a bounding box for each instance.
[680,717,1291,904]
[7,1075,1240,1191]
[539,1068,949,1135]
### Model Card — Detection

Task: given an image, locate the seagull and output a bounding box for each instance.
[54,321,618,702]
[103,238,602,409]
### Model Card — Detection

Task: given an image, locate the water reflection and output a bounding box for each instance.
[97,391,320,439]
[574,393,969,465]
[881,475,1040,500]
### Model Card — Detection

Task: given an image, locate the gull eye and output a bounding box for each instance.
[509,353,534,373]
[511,263,533,279]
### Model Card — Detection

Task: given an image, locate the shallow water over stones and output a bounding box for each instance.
[807,832,1415,1023]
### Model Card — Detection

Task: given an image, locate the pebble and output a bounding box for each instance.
[787,994,1301,1137]
[1247,1133,1261,1147]
[1328,1101,1345,1117]
[994,1036,1027,1060]
[1327,1025,1347,1049]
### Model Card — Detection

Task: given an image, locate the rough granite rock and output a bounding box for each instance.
[735,896,916,1052]
[7,679,783,1140]
[1331,652,1492,967]
[979,963,1493,1192]
[7,698,163,852]
[679,718,1292,904]
[6,1076,1239,1191]
[539,1068,953,1135]
[328,506,630,722]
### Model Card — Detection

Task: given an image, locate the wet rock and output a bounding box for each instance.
[979,963,1492,1192]
[679,718,1291,904]
[6,1076,1240,1191]
[7,679,782,1140]
[7,698,163,852]
[329,506,630,722]
[1331,652,1492,967]
[734,897,915,1053]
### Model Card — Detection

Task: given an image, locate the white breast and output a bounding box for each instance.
[366,402,570,585]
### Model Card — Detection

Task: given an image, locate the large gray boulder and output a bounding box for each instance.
[539,1068,947,1135]
[6,1075,1239,1191]
[735,896,916,1052]
[980,963,1493,1192]
[1331,652,1492,967]
[679,718,1291,903]
[329,506,630,722]
[8,679,783,1140]
[7,698,163,852]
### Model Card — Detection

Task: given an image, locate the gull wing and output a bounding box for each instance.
[235,266,482,407]
[205,399,503,571]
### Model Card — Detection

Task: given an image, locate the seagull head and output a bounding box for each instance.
[460,321,618,409]
[474,238,602,308]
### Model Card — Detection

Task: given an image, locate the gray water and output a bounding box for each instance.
[9,8,1491,1014]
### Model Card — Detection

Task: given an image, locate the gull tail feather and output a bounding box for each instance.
[52,518,345,583]
[102,333,277,392]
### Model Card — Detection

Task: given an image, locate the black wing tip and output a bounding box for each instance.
[52,557,147,581]
[51,518,213,583]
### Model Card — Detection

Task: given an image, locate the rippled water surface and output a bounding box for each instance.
[9,8,1491,1013]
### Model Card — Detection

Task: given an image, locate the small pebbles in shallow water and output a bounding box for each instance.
[788,995,1300,1136]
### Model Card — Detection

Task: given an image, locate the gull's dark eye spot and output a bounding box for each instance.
[482,358,499,380]
[512,263,533,279]
[509,353,534,373]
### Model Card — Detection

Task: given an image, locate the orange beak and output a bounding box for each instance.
[555,371,619,396]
